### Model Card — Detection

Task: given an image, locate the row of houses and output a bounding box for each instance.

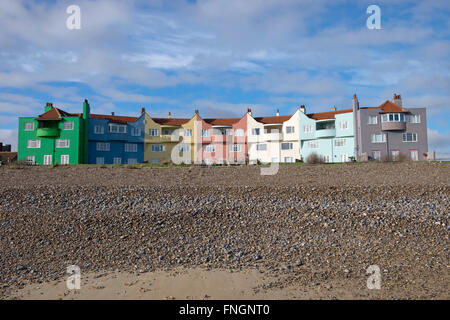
[17,94,431,165]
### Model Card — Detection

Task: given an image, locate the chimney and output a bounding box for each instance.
[111,112,115,116]
[168,112,172,119]
[299,105,306,113]
[45,102,53,112]
[352,94,359,111]
[83,99,90,120]
[195,109,199,115]
[276,109,280,116]
[141,107,146,114]
[332,106,336,111]
[393,94,402,107]
[247,108,252,116]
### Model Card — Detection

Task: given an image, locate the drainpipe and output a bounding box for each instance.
[352,94,360,161]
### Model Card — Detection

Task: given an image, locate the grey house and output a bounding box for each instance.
[353,94,429,161]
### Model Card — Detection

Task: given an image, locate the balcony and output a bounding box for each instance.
[381,121,406,131]
[315,128,336,138]
[264,132,282,141]
[36,128,59,137]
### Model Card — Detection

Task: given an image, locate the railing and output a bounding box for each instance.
[36,128,59,137]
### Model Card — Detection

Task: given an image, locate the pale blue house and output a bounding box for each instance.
[298,106,355,163]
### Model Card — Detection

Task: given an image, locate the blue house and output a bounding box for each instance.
[88,111,145,164]
[299,106,355,163]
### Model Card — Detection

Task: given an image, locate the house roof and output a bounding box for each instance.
[254,115,292,124]
[90,114,139,124]
[204,118,241,126]
[152,118,191,126]
[35,107,81,121]
[306,108,353,120]
[375,100,408,113]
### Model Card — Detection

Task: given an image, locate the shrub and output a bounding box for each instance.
[306,153,324,164]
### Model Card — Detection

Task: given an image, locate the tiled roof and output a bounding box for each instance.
[254,115,292,124]
[307,108,353,120]
[152,118,190,126]
[90,114,138,124]
[376,100,408,113]
[36,107,81,120]
[204,118,241,126]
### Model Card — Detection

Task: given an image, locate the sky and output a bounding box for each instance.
[0,0,449,158]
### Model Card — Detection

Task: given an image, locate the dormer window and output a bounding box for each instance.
[109,123,127,134]
[381,113,405,122]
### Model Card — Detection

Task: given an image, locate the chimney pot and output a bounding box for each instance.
[276,109,280,116]
[168,112,172,119]
[46,102,53,107]
[353,94,357,99]
[141,107,145,114]
[195,109,199,114]
[111,112,115,116]
[332,106,336,111]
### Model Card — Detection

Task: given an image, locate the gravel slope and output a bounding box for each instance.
[0,162,448,299]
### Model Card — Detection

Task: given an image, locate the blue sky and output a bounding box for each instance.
[0,0,449,157]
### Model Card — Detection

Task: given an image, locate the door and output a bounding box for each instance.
[61,155,69,165]
[43,155,52,165]
[372,150,381,161]
[410,150,419,161]
[391,150,399,161]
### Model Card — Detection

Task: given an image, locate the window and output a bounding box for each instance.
[94,125,104,134]
[322,155,330,163]
[151,159,160,164]
[391,150,399,161]
[402,133,417,142]
[183,129,192,137]
[408,115,421,123]
[162,129,172,135]
[43,155,52,165]
[281,142,293,150]
[225,129,233,135]
[234,129,244,136]
[27,140,41,148]
[201,129,210,137]
[382,113,406,122]
[61,155,69,165]
[152,144,163,152]
[372,150,381,161]
[113,157,122,164]
[26,155,35,164]
[131,127,141,136]
[56,139,70,148]
[256,144,267,151]
[96,142,110,151]
[252,128,260,135]
[334,138,346,147]
[284,157,294,163]
[339,121,348,130]
[125,143,138,152]
[340,154,348,162]
[149,129,159,136]
[307,140,319,149]
[109,123,127,134]
[410,150,419,161]
[128,158,137,164]
[204,144,216,152]
[303,124,313,133]
[178,144,190,152]
[371,133,386,143]
[96,157,104,164]
[24,122,34,131]
[229,144,241,152]
[63,122,74,130]
[286,126,295,134]
[367,116,378,124]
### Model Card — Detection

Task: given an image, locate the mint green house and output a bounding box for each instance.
[18,100,90,165]
[298,106,355,163]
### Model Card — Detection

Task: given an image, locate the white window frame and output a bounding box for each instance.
[339,121,348,130]
[127,158,137,164]
[152,144,163,152]
[285,126,295,134]
[96,157,105,165]
[43,155,52,165]
[204,144,216,153]
[284,157,294,163]
[251,128,260,135]
[24,122,34,131]
[184,129,192,137]
[303,124,313,133]
[149,129,159,136]
[56,139,70,148]
[131,127,141,136]
[61,155,69,165]
[382,113,406,122]
[410,150,419,161]
[307,140,319,149]
[256,143,267,151]
[113,157,122,165]
[124,143,138,152]
[408,115,421,123]
[391,150,400,161]
[371,133,386,143]
[109,123,127,134]
[372,150,381,161]
[334,138,346,147]
[367,116,378,125]
[201,129,210,137]
[322,155,330,163]
[340,154,348,162]
[178,144,190,153]
[234,129,244,136]
[63,121,74,130]
[26,155,35,164]
[96,142,110,151]
[402,133,417,142]
[27,140,41,148]
[94,125,104,134]
[281,142,293,150]
[229,144,241,152]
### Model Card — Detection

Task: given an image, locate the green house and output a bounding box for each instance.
[18,100,90,165]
